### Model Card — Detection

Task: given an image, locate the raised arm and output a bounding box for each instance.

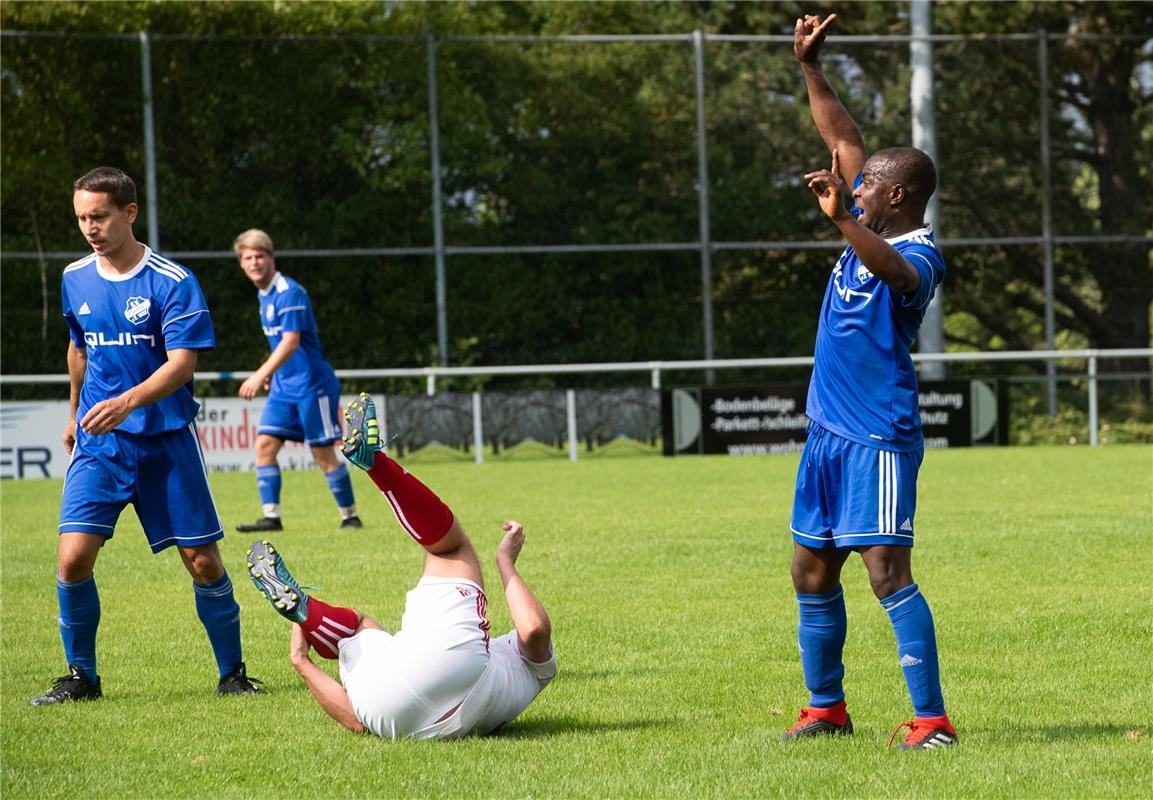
[795,13,867,185]
[495,521,553,664]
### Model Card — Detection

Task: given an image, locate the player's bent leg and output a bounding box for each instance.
[342,393,454,548]
[245,540,362,660]
[419,520,485,588]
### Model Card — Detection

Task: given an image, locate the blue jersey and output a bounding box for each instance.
[257,273,338,399]
[805,226,946,452]
[61,247,215,436]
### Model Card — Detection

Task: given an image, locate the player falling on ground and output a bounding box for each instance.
[781,14,957,749]
[232,229,361,533]
[246,393,557,739]
[32,167,262,706]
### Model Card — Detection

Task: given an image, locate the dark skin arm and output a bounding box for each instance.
[795,13,867,185]
[805,151,921,294]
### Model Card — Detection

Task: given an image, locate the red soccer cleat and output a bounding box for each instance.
[781,700,854,739]
[889,715,958,750]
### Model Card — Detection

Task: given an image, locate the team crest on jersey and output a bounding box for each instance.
[265,303,275,322]
[124,296,151,325]
[856,264,874,283]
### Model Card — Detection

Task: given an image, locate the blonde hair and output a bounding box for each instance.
[233,228,274,256]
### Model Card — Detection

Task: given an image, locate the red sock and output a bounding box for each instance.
[364,452,454,546]
[300,597,361,660]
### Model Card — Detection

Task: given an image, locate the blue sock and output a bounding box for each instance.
[881,583,946,717]
[57,575,101,682]
[797,586,847,707]
[193,573,243,678]
[325,463,355,510]
[256,465,281,509]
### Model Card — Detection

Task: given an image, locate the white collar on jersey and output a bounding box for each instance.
[257,271,284,297]
[884,225,934,245]
[95,245,152,282]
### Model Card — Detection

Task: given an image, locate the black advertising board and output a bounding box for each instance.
[661,380,1004,456]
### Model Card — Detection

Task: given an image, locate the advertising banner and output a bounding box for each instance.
[661,379,1003,456]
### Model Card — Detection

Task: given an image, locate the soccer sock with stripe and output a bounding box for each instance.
[796,586,848,708]
[324,463,356,514]
[255,465,282,515]
[881,582,946,717]
[57,574,101,682]
[362,452,454,546]
[297,596,361,660]
[193,573,243,678]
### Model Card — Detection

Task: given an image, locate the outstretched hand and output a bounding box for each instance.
[794,13,837,64]
[496,520,525,568]
[805,149,851,221]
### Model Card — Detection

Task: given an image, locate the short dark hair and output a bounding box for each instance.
[871,147,937,206]
[73,167,138,209]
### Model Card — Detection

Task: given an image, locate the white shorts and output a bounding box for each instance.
[338,577,491,739]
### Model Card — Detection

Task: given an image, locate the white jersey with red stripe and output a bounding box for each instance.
[336,577,556,740]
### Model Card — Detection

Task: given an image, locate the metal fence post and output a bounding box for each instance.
[566,388,578,461]
[1087,353,1098,446]
[472,391,484,463]
[911,0,944,380]
[693,31,715,383]
[427,33,449,366]
[1038,30,1058,415]
[139,32,160,249]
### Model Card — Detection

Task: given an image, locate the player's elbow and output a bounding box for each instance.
[519,613,552,653]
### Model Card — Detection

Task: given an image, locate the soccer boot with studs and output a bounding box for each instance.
[246,539,310,624]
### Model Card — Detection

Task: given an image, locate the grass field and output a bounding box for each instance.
[2,445,1150,799]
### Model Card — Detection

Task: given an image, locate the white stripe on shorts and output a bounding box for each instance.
[877,450,898,534]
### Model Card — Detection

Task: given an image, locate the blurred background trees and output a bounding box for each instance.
[2,1,1149,392]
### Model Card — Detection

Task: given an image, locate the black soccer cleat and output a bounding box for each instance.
[236,517,283,533]
[216,661,264,695]
[339,515,364,530]
[29,664,103,706]
[781,706,854,739]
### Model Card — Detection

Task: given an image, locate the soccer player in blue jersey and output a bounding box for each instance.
[780,14,958,750]
[31,167,263,705]
[232,229,360,533]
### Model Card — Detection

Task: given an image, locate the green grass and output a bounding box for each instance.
[2,446,1151,799]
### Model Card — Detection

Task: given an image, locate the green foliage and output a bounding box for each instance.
[3,447,1152,797]
[2,1,1150,376]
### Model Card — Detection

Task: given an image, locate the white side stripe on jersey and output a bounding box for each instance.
[149,252,190,278]
[149,262,187,282]
[278,305,307,316]
[162,309,210,330]
[64,254,97,273]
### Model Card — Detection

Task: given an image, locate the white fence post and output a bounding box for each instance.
[1088,353,1098,447]
[472,391,484,464]
[566,389,578,462]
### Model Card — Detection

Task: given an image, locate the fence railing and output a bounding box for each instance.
[4,348,1149,452]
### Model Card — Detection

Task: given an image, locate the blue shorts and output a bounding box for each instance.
[257,387,342,447]
[790,423,923,549]
[59,424,223,554]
